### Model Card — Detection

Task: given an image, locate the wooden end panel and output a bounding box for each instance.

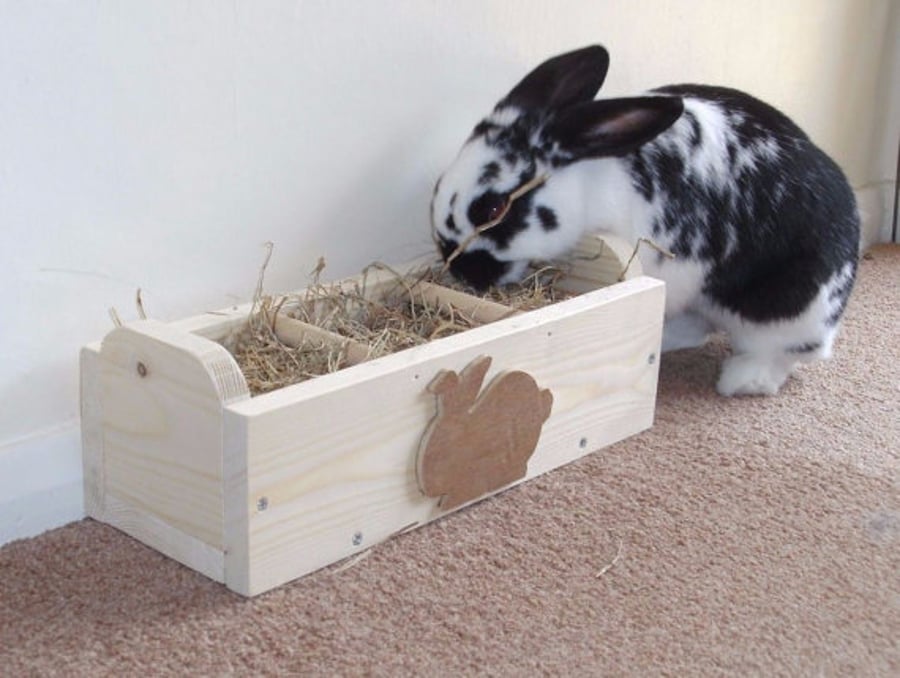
[90,320,250,574]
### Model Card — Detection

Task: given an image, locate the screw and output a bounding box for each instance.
[648,353,656,365]
[352,531,363,546]
[136,361,148,377]
[257,497,269,511]
[579,437,588,449]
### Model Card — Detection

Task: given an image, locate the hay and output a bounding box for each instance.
[221,245,576,396]
[221,245,350,396]
[223,297,351,396]
[424,263,574,311]
[287,266,483,358]
[618,237,675,282]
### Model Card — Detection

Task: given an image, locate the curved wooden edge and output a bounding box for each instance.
[557,232,643,293]
[100,319,251,405]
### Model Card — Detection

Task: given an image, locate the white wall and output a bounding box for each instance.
[1,0,896,545]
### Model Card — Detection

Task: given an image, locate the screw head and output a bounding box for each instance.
[579,437,588,449]
[352,531,363,546]
[257,497,269,511]
[648,353,656,365]
[136,361,148,377]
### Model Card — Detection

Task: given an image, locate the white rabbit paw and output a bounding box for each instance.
[716,353,795,397]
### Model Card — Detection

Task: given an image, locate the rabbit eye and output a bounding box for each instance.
[487,201,506,222]
[469,191,509,227]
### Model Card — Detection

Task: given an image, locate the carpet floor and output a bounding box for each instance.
[2,245,898,677]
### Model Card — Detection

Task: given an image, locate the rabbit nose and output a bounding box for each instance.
[448,250,510,292]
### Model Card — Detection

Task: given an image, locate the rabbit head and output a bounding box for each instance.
[431,45,683,290]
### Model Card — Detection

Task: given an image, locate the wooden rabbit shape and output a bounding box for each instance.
[417,355,554,510]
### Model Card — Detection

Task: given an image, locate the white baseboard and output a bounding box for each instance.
[0,422,84,547]
[856,183,896,249]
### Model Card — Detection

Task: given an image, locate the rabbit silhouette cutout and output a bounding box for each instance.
[417,355,553,510]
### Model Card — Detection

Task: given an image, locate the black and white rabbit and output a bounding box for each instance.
[430,46,859,396]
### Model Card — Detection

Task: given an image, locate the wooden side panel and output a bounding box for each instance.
[87,320,251,578]
[226,276,665,595]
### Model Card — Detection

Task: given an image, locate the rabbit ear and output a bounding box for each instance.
[500,46,610,113]
[428,370,459,397]
[543,96,684,162]
[454,356,492,407]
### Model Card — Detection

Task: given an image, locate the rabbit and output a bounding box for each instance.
[417,356,553,510]
[430,45,860,396]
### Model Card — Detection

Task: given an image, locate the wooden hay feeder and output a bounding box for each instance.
[80,234,665,596]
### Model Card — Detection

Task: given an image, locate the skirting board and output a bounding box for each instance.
[0,423,84,546]
[856,184,896,248]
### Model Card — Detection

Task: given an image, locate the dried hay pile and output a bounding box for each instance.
[222,249,573,396]
[288,270,482,357]
[222,303,352,396]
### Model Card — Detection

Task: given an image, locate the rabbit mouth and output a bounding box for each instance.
[444,249,512,292]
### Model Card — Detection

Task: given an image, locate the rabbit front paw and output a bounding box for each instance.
[716,353,795,397]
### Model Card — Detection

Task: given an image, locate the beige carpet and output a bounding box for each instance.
[2,245,898,677]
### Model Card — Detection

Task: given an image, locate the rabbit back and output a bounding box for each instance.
[627,84,859,327]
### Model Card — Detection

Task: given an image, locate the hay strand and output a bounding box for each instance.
[135,288,147,320]
[222,244,352,396]
[108,307,123,328]
[595,539,624,578]
[618,237,675,281]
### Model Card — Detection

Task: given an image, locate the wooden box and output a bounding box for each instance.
[80,235,665,596]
